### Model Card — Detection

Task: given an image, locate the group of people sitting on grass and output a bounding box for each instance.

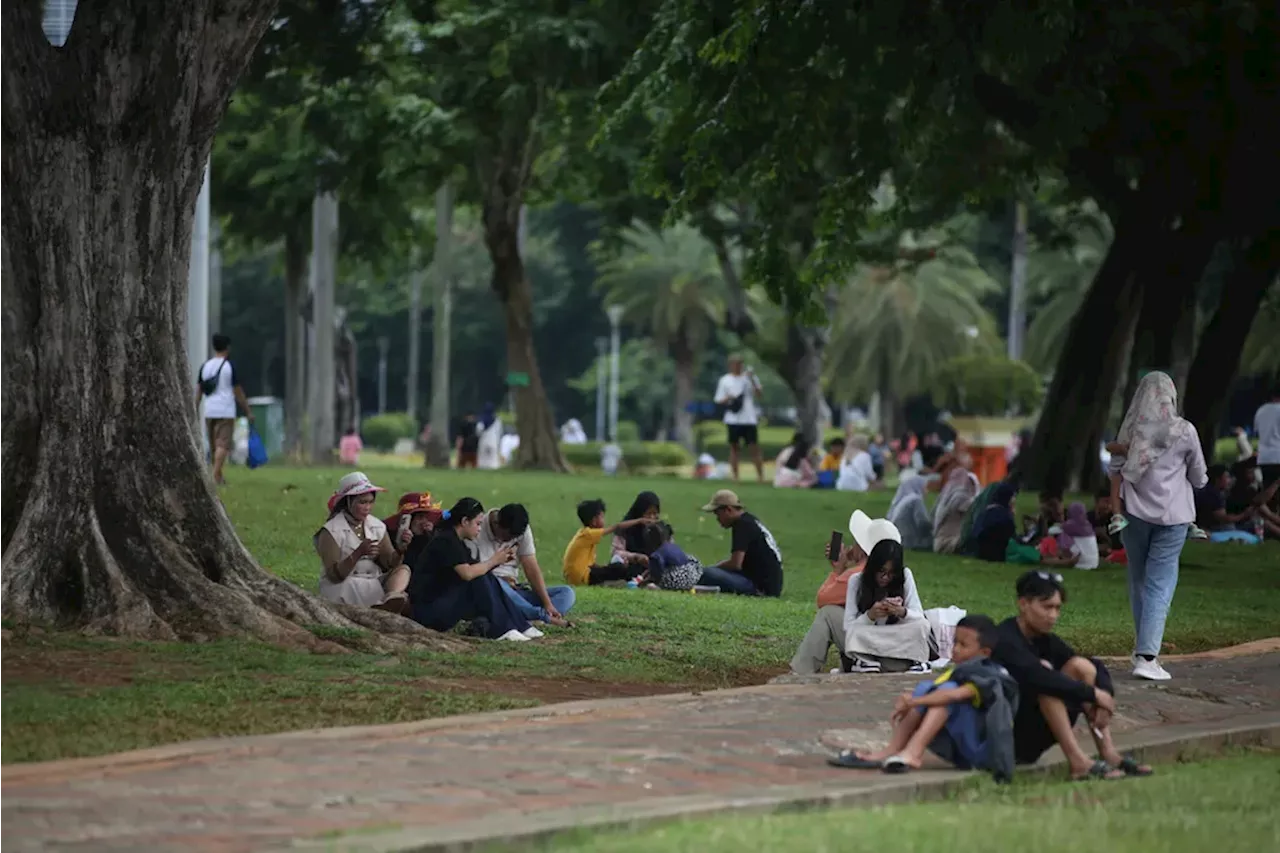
[774,431,943,493]
[313,475,786,641]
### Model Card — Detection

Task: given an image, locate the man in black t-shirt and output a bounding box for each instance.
[991,572,1151,780]
[699,489,783,596]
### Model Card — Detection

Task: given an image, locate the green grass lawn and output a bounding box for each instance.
[4,464,1278,764]
[521,749,1280,853]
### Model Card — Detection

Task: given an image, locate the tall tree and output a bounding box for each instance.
[1,0,455,648]
[408,0,654,470]
[594,222,730,448]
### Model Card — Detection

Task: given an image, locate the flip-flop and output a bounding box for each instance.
[1071,759,1125,781]
[827,751,882,770]
[1115,754,1154,777]
[882,755,912,774]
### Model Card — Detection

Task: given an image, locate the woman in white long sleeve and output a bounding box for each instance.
[843,535,932,673]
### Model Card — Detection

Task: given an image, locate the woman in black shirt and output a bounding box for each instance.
[409,497,535,641]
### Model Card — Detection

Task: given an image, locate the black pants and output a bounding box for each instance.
[1012,657,1110,764]
[1262,464,1280,513]
[413,573,530,639]
[587,562,637,585]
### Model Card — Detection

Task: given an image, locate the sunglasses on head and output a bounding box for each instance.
[1036,571,1064,584]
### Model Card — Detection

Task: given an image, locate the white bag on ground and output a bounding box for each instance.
[924,605,967,666]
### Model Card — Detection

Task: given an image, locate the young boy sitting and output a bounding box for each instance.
[828,614,1019,781]
[562,499,653,586]
[638,522,704,591]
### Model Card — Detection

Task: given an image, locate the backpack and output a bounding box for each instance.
[200,358,226,396]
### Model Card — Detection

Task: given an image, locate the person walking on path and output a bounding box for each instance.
[1254,383,1280,511]
[700,489,783,596]
[195,333,253,486]
[1111,371,1207,682]
[713,355,764,483]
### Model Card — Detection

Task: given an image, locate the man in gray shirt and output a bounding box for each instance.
[1254,383,1280,511]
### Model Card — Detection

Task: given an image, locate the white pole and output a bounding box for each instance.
[1008,200,1028,361]
[376,336,389,414]
[607,305,624,441]
[595,337,608,442]
[187,161,211,440]
[308,190,338,462]
[209,220,223,337]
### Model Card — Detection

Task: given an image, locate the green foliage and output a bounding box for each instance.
[1024,203,1113,371]
[1241,281,1280,379]
[560,441,692,471]
[360,412,419,451]
[931,354,1044,417]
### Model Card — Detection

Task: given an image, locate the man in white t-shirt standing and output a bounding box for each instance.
[1255,383,1280,511]
[195,333,253,485]
[714,355,764,482]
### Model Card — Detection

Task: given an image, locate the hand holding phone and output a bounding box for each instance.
[827,530,843,565]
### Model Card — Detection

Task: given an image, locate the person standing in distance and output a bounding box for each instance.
[714,355,764,483]
[195,333,254,486]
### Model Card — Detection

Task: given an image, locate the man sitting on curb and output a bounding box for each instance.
[472,503,575,627]
[992,571,1153,780]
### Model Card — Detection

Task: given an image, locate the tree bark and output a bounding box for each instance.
[703,225,756,337]
[307,190,338,463]
[283,230,307,458]
[482,167,568,471]
[1020,212,1151,494]
[426,182,455,467]
[672,334,696,450]
[1184,234,1280,458]
[0,0,463,651]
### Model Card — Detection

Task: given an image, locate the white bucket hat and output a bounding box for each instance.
[848,510,902,554]
[328,471,386,512]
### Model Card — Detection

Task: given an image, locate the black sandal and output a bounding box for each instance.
[1072,759,1125,781]
[1115,754,1153,777]
[827,751,882,770]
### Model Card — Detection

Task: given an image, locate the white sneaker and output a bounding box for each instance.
[1132,658,1172,681]
[497,629,531,642]
[522,626,545,639]
[849,657,882,674]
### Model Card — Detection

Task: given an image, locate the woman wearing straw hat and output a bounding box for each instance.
[313,472,410,615]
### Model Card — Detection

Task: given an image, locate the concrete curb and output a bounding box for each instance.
[289,711,1280,852]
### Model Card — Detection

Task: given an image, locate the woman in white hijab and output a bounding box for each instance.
[886,475,934,551]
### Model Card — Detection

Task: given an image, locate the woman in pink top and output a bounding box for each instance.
[339,427,364,465]
[1110,372,1207,683]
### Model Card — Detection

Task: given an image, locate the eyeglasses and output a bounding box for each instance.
[1036,571,1064,584]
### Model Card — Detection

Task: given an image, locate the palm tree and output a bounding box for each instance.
[1024,211,1114,371]
[826,239,999,437]
[595,222,728,447]
[1242,280,1280,378]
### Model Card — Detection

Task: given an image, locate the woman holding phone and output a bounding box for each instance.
[409,497,539,641]
[843,536,932,673]
[314,472,410,614]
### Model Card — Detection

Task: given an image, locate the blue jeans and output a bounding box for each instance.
[697,566,758,595]
[1120,515,1188,657]
[500,582,576,623]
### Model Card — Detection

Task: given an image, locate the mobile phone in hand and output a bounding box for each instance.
[828,530,842,563]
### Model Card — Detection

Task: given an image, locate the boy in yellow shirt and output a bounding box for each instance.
[562,499,654,585]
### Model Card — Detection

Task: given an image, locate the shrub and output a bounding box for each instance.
[932,354,1043,417]
[361,412,418,452]
[561,441,693,471]
[616,421,642,442]
[1214,435,1253,466]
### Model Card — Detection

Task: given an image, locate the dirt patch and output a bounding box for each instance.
[2,639,194,690]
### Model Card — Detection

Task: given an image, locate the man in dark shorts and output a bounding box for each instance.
[713,355,763,483]
[454,412,479,468]
[699,489,783,596]
[991,571,1152,780]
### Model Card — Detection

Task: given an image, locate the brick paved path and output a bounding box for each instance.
[4,653,1278,852]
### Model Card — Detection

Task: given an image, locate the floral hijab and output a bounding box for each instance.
[1116,372,1194,484]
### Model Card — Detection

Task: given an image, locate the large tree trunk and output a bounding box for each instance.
[1020,213,1150,494]
[784,323,828,447]
[0,1,462,651]
[482,169,568,471]
[672,336,697,450]
[1184,234,1280,457]
[426,182,455,467]
[283,230,307,458]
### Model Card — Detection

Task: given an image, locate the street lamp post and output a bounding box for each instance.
[595,337,608,442]
[606,306,624,441]
[376,336,389,414]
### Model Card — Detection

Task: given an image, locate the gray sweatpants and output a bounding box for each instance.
[789,605,846,674]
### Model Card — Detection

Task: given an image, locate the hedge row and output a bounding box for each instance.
[562,441,692,471]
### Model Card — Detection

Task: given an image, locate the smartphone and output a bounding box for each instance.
[828,530,843,563]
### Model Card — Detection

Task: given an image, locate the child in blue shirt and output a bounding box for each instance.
[638,522,704,591]
[828,614,1019,781]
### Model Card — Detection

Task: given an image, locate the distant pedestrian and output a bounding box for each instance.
[713,355,764,482]
[195,333,253,486]
[339,427,363,465]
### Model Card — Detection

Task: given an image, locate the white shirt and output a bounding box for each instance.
[198,357,237,419]
[714,372,759,425]
[469,511,536,583]
[836,451,876,491]
[843,567,925,638]
[1255,402,1280,465]
[499,433,520,464]
[1066,534,1100,570]
[600,443,623,474]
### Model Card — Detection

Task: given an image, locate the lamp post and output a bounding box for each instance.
[606,305,624,441]
[376,336,389,414]
[595,337,608,442]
